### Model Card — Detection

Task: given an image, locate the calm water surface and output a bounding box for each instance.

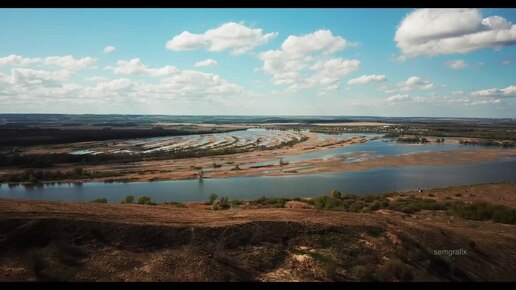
[1,158,514,202]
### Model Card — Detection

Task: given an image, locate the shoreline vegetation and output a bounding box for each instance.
[82,183,516,225]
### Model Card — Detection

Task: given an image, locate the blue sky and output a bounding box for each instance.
[0,8,515,117]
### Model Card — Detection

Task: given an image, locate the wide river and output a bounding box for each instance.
[1,130,515,202]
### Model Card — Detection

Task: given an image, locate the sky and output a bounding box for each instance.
[0,8,515,118]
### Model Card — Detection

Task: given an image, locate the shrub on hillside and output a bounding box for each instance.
[137,195,153,205]
[90,198,107,204]
[120,195,134,204]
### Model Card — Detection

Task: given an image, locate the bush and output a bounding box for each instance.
[450,201,516,224]
[388,198,446,214]
[218,196,230,210]
[121,195,134,204]
[492,206,516,224]
[314,195,342,210]
[90,198,107,204]
[208,193,218,205]
[341,193,357,200]
[314,195,328,209]
[368,200,381,211]
[211,196,230,210]
[137,195,153,205]
[230,199,241,206]
[331,189,342,199]
[266,198,286,208]
[349,200,367,212]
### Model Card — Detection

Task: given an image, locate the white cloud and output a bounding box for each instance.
[398,76,434,91]
[259,29,359,92]
[195,58,218,67]
[307,58,359,85]
[113,58,178,77]
[86,76,109,82]
[470,99,502,105]
[0,68,72,87]
[395,9,516,57]
[166,22,277,54]
[382,93,501,107]
[103,46,116,54]
[348,74,387,85]
[0,69,80,104]
[445,59,468,70]
[0,57,257,110]
[280,29,348,56]
[92,78,132,92]
[471,85,516,98]
[386,94,410,102]
[0,54,96,70]
[43,56,96,70]
[0,55,38,67]
[448,97,502,106]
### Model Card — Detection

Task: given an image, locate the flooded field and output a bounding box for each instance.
[68,129,309,155]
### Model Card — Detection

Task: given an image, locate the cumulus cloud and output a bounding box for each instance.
[166,22,277,54]
[395,9,516,57]
[195,58,218,67]
[445,59,468,70]
[103,46,116,54]
[0,54,96,70]
[44,56,96,70]
[398,76,434,91]
[113,58,178,77]
[0,55,38,67]
[259,29,359,92]
[0,68,72,87]
[348,74,387,85]
[0,57,257,110]
[386,94,410,102]
[279,29,348,56]
[471,85,516,98]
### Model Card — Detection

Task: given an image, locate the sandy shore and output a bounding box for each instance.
[54,146,515,183]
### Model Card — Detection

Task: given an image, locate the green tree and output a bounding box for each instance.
[331,189,342,199]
